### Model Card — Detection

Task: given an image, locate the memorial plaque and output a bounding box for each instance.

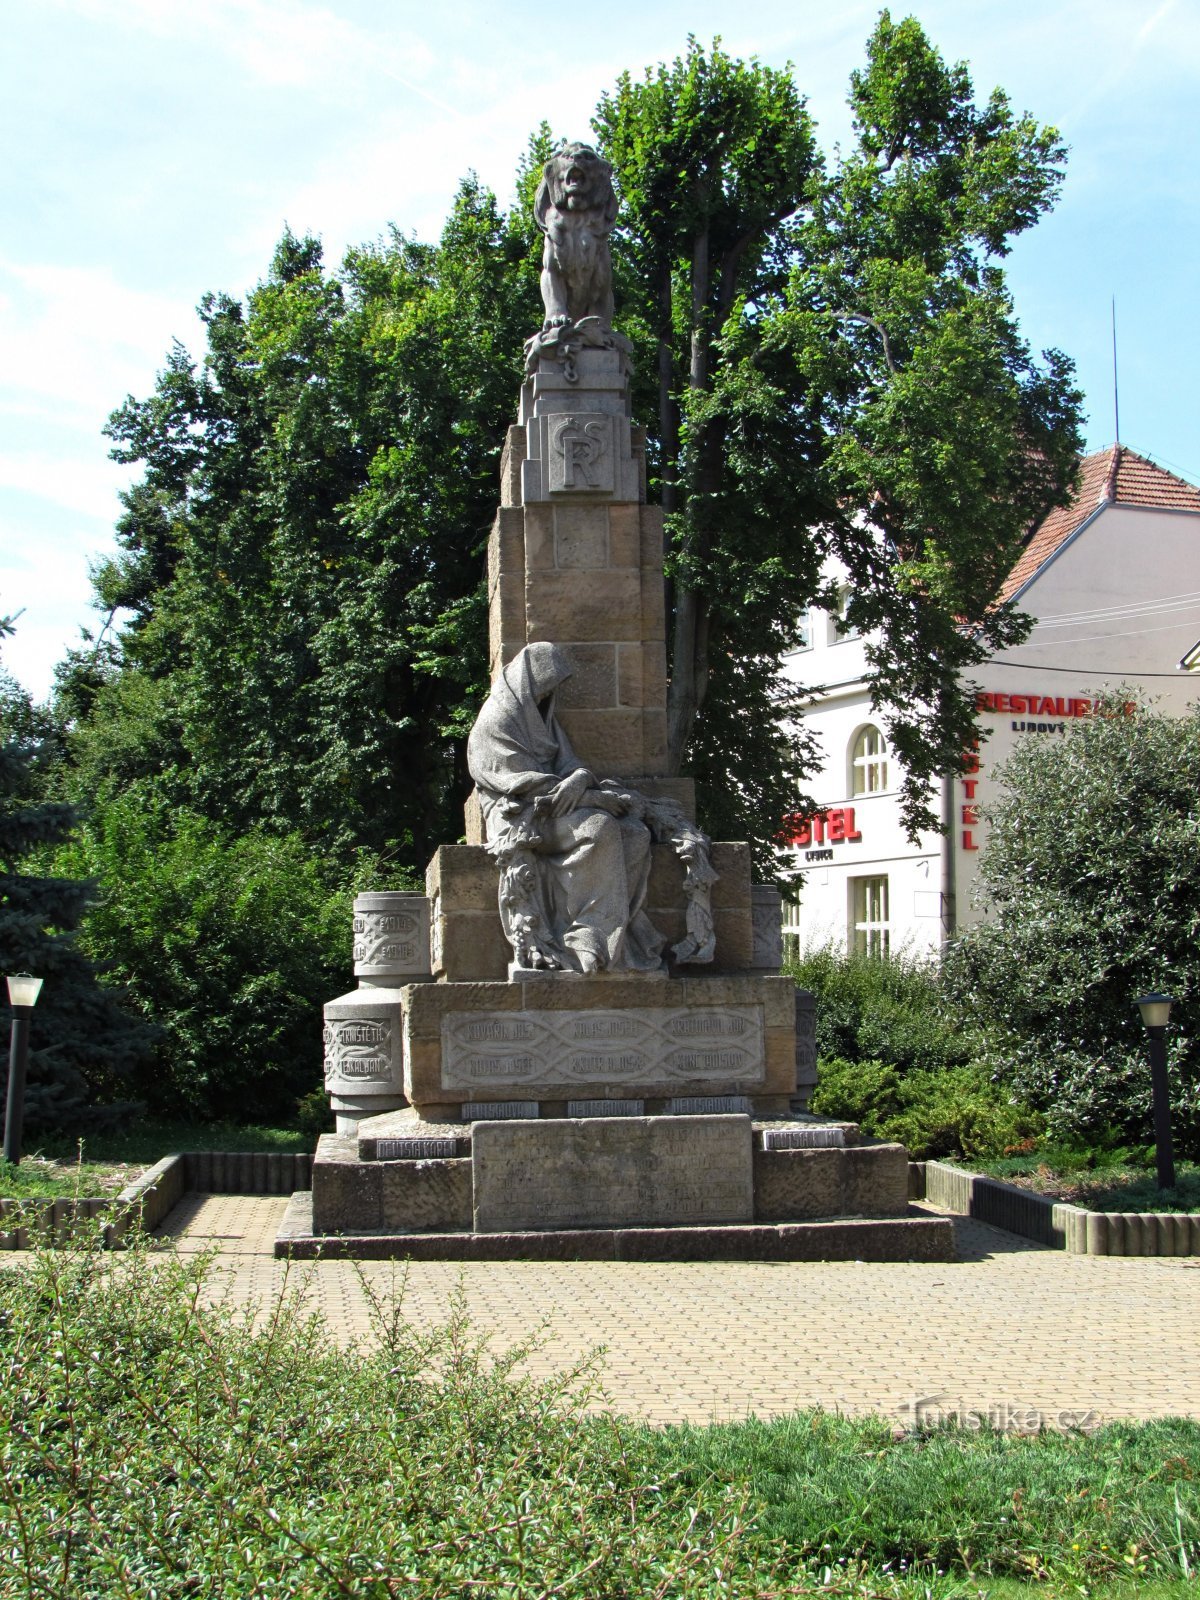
[323,988,404,1092]
[566,1099,644,1117]
[761,1126,845,1150]
[441,1006,764,1093]
[373,1138,458,1160]
[462,1100,539,1121]
[472,1115,753,1231]
[666,1095,753,1115]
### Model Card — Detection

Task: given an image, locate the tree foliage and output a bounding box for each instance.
[945,701,1200,1155]
[48,785,355,1122]
[0,655,152,1131]
[52,20,1081,887]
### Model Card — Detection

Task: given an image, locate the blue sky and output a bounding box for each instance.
[2,0,1196,698]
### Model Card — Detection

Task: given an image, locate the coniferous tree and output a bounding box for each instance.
[1,642,152,1132]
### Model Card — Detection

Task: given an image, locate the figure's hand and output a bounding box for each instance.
[587,788,633,816]
[536,768,593,819]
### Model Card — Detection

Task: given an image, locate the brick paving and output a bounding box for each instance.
[155,1193,1200,1427]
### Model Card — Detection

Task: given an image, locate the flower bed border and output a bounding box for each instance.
[911,1159,1200,1255]
[0,1150,313,1249]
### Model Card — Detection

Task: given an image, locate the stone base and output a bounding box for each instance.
[278,1190,954,1262]
[401,970,797,1113]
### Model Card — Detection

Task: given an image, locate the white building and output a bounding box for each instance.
[782,445,1200,955]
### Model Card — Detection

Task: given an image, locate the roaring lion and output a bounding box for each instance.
[534,142,618,330]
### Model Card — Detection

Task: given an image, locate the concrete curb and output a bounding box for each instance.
[275,1191,955,1262]
[0,1150,314,1249]
[911,1159,1200,1255]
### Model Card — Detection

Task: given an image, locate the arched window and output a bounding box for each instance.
[850,724,888,795]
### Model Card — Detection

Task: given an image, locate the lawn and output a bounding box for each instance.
[1,1118,313,1197]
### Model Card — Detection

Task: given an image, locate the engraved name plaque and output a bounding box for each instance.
[440,1006,765,1094]
[472,1114,754,1232]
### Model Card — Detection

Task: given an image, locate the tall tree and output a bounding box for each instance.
[596,20,1082,846]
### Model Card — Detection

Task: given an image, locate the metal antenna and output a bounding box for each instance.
[1111,296,1121,445]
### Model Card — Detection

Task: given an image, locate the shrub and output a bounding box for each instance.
[48,785,351,1122]
[811,1056,1041,1160]
[787,944,974,1074]
[0,1235,789,1598]
[944,700,1200,1156]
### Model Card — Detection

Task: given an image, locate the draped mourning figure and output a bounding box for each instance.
[467,644,717,974]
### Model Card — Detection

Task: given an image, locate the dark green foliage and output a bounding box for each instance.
[944,702,1200,1157]
[788,944,972,1073]
[596,22,1082,858]
[33,1118,313,1161]
[0,668,152,1132]
[47,785,353,1122]
[649,1411,1200,1583]
[64,188,542,869]
[810,1056,1041,1159]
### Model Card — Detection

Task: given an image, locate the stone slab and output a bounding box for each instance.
[380,1159,472,1232]
[752,1143,910,1223]
[472,1114,753,1232]
[441,1004,764,1095]
[277,1191,955,1262]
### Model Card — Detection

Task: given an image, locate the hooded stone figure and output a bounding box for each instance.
[467,643,666,973]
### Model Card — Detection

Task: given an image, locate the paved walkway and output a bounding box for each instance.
[156,1194,1200,1428]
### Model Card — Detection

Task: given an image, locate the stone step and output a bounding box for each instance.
[277,1192,954,1262]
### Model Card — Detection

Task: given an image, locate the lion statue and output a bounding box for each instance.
[534,142,618,331]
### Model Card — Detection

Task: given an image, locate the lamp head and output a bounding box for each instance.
[1135,992,1175,1030]
[6,973,43,1009]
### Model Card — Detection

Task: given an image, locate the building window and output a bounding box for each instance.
[850,875,889,956]
[828,584,860,644]
[850,724,888,795]
[791,607,813,652]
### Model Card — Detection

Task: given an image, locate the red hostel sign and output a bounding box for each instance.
[783,806,863,854]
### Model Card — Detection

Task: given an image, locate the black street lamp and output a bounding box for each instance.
[3,973,43,1167]
[1134,992,1176,1191]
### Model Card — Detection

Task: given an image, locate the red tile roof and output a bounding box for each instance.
[1000,445,1200,602]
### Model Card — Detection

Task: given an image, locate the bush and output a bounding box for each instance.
[787,944,974,1074]
[48,786,352,1123]
[811,1056,1041,1159]
[0,1235,789,1598]
[944,700,1200,1156]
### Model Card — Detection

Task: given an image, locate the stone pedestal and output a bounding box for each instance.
[323,891,432,1135]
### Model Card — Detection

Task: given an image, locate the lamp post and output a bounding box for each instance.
[1134,992,1176,1191]
[4,973,43,1167]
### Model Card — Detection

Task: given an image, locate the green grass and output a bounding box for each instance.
[0,1156,144,1199]
[1,1233,1197,1597]
[29,1116,313,1164]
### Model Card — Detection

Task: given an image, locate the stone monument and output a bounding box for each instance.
[284,143,951,1263]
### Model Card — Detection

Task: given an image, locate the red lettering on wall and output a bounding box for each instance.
[780,806,864,849]
[962,779,978,800]
[961,805,979,826]
[962,830,979,851]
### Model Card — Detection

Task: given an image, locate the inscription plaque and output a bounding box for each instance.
[761,1126,845,1150]
[352,891,432,980]
[566,1099,644,1117]
[472,1115,754,1231]
[462,1100,539,1121]
[374,1138,458,1160]
[441,1006,765,1094]
[667,1095,753,1115]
